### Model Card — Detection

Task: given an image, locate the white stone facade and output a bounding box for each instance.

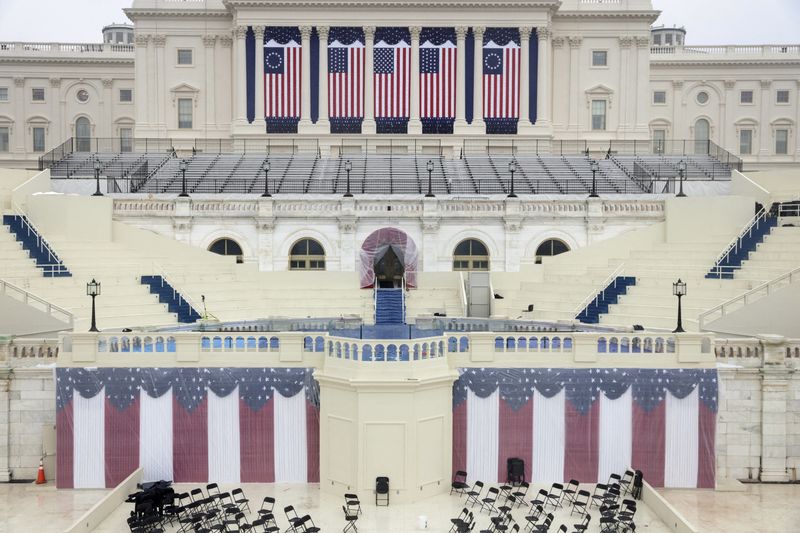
[0,0,798,166]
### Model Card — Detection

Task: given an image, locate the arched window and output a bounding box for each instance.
[535,238,570,264]
[289,238,326,270]
[208,238,244,263]
[694,118,710,154]
[75,117,91,152]
[453,239,489,271]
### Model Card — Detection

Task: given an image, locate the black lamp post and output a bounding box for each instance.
[92,159,103,196]
[178,159,189,197]
[261,159,271,197]
[425,159,435,197]
[589,159,600,198]
[507,160,517,198]
[676,159,687,197]
[344,159,353,197]
[87,279,101,332]
[672,278,686,333]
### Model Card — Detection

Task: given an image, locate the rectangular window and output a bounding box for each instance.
[32,127,45,152]
[665,34,673,45]
[177,49,193,65]
[740,90,754,104]
[0,127,9,152]
[592,50,608,67]
[776,90,790,104]
[653,129,666,153]
[120,127,133,152]
[0,87,7,101]
[775,129,789,155]
[653,35,661,46]
[739,129,753,155]
[653,91,667,104]
[31,88,45,102]
[119,89,133,102]
[178,98,193,129]
[591,100,606,131]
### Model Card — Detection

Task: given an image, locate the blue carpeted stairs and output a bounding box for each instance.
[2,215,71,277]
[140,275,201,323]
[576,276,636,324]
[375,288,405,325]
[706,215,778,279]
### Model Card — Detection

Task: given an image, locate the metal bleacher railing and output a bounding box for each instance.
[40,137,739,196]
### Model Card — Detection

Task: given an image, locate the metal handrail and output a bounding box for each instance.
[708,206,768,275]
[458,272,468,317]
[152,263,201,314]
[0,278,74,328]
[699,265,800,330]
[10,203,67,268]
[572,264,626,316]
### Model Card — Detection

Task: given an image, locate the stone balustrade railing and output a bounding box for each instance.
[0,336,59,367]
[58,330,715,368]
[652,44,800,58]
[0,42,134,55]
[715,335,800,369]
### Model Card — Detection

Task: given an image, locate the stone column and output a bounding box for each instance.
[101,79,112,138]
[796,80,800,158]
[759,80,772,156]
[567,36,581,132]
[13,78,24,153]
[233,25,249,127]
[338,214,356,272]
[672,80,683,139]
[454,26,469,132]
[49,78,62,140]
[362,26,376,134]
[408,26,422,134]
[618,37,632,134]
[535,27,552,128]
[472,26,485,130]
[634,37,651,133]
[134,34,150,134]
[254,27,265,129]
[722,80,736,149]
[518,27,533,131]
[203,35,218,131]
[759,334,789,482]
[218,35,233,129]
[0,369,10,483]
[152,35,166,136]
[257,199,275,271]
[503,217,522,272]
[299,26,313,131]
[317,26,330,131]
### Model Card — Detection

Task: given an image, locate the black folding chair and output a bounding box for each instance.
[452,470,470,495]
[375,476,390,506]
[465,481,484,507]
[342,505,359,532]
[344,493,362,515]
[480,486,500,514]
[570,490,591,517]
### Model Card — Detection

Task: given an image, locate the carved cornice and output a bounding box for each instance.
[223,0,559,8]
[124,8,230,21]
[317,26,329,40]
[203,34,217,48]
[555,10,660,22]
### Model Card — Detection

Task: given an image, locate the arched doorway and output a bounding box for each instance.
[694,118,710,155]
[289,238,326,270]
[360,228,419,288]
[208,237,244,263]
[76,117,91,152]
[452,239,490,271]
[535,238,570,264]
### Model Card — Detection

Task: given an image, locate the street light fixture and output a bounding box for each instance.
[507,160,517,198]
[344,159,353,197]
[589,159,600,198]
[676,159,687,197]
[672,279,686,333]
[425,159,435,198]
[92,159,103,197]
[178,159,189,197]
[261,159,272,197]
[86,279,101,332]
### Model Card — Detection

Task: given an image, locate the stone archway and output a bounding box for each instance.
[359,228,419,288]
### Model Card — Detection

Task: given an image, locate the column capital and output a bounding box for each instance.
[219,35,233,47]
[234,25,249,39]
[299,26,313,40]
[568,36,582,49]
[537,26,552,41]
[552,36,564,49]
[254,26,265,39]
[409,26,421,40]
[672,80,684,89]
[49,77,62,88]
[473,26,486,39]
[724,79,736,90]
[519,27,533,40]
[152,34,167,48]
[635,36,650,48]
[455,26,469,40]
[364,26,376,40]
[203,34,217,48]
[618,36,634,49]
[317,26,329,41]
[13,77,24,87]
[760,79,772,89]
[134,33,150,47]
[102,78,113,88]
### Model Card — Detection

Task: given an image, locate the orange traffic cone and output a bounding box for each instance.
[35,458,46,484]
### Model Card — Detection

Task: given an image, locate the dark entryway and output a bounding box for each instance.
[374,247,404,288]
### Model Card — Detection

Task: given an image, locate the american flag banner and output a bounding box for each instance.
[483,28,520,134]
[420,27,457,134]
[453,368,717,488]
[56,368,320,488]
[328,27,365,134]
[264,27,301,133]
[374,27,410,134]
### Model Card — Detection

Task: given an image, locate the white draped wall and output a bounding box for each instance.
[208,388,242,484]
[531,389,565,484]
[665,388,699,488]
[598,388,632,483]
[274,390,308,483]
[139,390,173,483]
[466,388,499,483]
[73,389,105,489]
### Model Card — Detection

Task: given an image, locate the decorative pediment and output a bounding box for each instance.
[170,83,200,107]
[585,84,614,108]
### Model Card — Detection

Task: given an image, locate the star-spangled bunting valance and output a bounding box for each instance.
[265,27,300,45]
[56,367,319,412]
[453,368,718,414]
[483,28,520,47]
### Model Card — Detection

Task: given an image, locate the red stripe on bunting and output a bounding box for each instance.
[56,402,74,488]
[564,400,600,483]
[104,396,139,487]
[498,398,533,483]
[173,396,208,482]
[306,400,320,483]
[697,402,716,489]
[632,402,665,487]
[452,401,467,477]
[239,397,275,483]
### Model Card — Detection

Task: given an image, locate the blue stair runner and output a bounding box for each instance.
[140,275,201,323]
[576,276,636,324]
[706,215,778,279]
[2,215,71,277]
[375,288,405,325]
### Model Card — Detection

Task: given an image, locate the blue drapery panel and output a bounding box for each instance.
[311,27,319,123]
[246,27,255,124]
[452,368,718,415]
[530,29,539,124]
[465,28,474,124]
